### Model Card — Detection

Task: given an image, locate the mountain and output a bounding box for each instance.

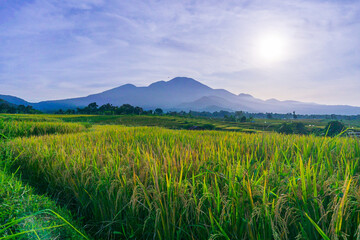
[34,77,237,111]
[0,95,30,106]
[1,77,360,115]
[178,96,235,112]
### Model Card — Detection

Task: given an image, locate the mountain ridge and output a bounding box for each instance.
[1,77,359,115]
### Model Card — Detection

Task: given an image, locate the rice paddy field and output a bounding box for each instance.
[1,114,360,239]
[0,121,87,139]
[0,118,90,239]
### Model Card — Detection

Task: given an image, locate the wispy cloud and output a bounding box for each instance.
[0,0,359,105]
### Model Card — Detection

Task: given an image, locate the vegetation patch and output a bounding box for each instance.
[0,169,89,239]
[0,120,87,138]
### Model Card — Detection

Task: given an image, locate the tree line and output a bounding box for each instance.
[55,102,164,115]
[187,110,360,121]
[0,99,40,114]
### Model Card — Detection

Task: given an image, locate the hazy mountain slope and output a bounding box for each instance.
[0,95,30,106]
[1,77,360,115]
[0,98,17,107]
[178,96,237,112]
[34,77,238,111]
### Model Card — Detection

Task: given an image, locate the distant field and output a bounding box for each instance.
[55,114,327,133]
[3,113,358,134]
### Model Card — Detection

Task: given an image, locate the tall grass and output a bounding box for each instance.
[0,114,62,122]
[4,126,360,239]
[0,120,87,138]
[0,168,89,239]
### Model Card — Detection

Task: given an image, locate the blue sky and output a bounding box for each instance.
[0,0,359,106]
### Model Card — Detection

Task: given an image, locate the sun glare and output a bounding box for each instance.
[257,34,288,63]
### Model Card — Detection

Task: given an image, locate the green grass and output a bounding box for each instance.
[0,114,62,122]
[0,120,87,139]
[0,118,91,239]
[3,125,360,239]
[0,168,89,239]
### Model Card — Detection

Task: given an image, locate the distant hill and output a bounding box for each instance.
[0,95,30,106]
[0,98,40,114]
[1,77,360,115]
[33,77,237,111]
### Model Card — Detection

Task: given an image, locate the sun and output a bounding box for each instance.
[257,34,288,63]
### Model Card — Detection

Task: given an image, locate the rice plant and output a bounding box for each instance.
[4,125,360,239]
[0,168,89,239]
[0,120,87,138]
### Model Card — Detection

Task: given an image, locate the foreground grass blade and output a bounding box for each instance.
[304,212,330,240]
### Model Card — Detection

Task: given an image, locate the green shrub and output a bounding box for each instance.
[324,121,346,137]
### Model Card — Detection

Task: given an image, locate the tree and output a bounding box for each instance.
[324,121,345,137]
[134,106,144,115]
[154,108,163,115]
[65,109,75,114]
[117,104,135,115]
[224,115,235,122]
[88,102,98,113]
[293,111,297,119]
[293,122,307,134]
[235,111,243,119]
[55,109,64,114]
[240,116,247,122]
[99,103,115,115]
[17,105,26,113]
[278,123,293,134]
